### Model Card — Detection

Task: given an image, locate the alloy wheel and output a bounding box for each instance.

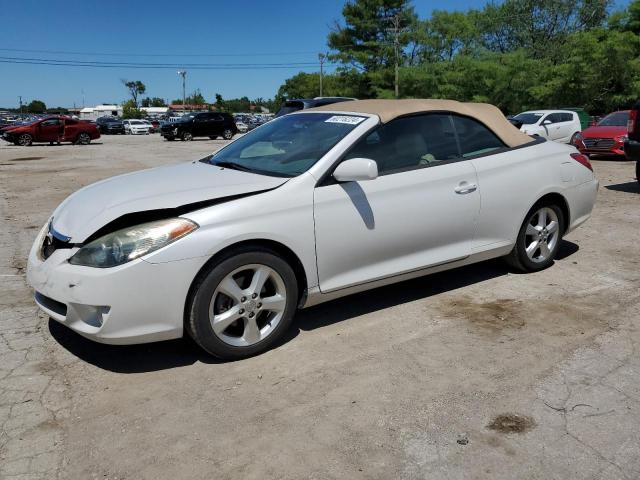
[223,129,233,140]
[524,207,559,263]
[209,264,287,347]
[183,132,193,141]
[78,133,90,145]
[18,134,32,146]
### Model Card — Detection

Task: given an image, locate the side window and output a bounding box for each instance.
[451,115,505,158]
[40,119,61,127]
[345,114,460,175]
[561,113,574,122]
[544,113,560,124]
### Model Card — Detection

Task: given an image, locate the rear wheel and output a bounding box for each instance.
[17,133,33,146]
[182,131,193,141]
[187,248,298,359]
[222,129,234,140]
[75,132,91,145]
[505,203,564,272]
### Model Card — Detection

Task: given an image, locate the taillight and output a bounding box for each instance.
[628,109,637,136]
[570,153,593,172]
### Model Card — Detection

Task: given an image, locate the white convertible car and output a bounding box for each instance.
[27,100,598,359]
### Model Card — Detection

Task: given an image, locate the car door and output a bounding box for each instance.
[541,113,564,141]
[210,114,225,136]
[37,118,63,142]
[313,113,481,293]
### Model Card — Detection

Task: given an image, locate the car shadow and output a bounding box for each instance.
[605,181,639,194]
[49,240,580,373]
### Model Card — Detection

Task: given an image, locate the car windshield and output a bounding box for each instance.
[205,113,366,177]
[597,112,628,127]
[513,113,544,125]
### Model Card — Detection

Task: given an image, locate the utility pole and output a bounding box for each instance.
[177,70,187,112]
[391,14,400,99]
[18,95,23,114]
[318,53,326,97]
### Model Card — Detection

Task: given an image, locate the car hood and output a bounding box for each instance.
[581,125,626,138]
[51,161,288,242]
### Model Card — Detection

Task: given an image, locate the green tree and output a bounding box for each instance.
[172,89,206,105]
[27,100,46,113]
[477,0,611,59]
[122,80,146,107]
[328,0,418,72]
[122,99,145,119]
[141,97,167,107]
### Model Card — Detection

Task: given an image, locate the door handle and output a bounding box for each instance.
[454,182,477,194]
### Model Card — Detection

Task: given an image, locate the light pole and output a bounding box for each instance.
[318,53,326,97]
[177,70,187,112]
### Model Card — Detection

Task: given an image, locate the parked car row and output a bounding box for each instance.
[507,108,630,158]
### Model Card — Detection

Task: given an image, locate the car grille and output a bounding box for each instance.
[41,223,73,260]
[583,138,615,149]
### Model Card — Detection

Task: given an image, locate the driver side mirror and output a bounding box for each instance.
[333,158,378,182]
[542,120,552,126]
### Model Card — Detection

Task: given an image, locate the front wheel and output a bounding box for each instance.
[505,204,564,272]
[182,131,193,141]
[222,129,234,140]
[187,248,298,359]
[17,133,33,146]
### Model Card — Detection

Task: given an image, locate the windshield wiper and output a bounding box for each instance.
[213,161,255,173]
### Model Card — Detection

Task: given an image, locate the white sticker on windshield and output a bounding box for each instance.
[325,115,365,125]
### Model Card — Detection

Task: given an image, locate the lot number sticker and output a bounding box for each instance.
[325,115,366,125]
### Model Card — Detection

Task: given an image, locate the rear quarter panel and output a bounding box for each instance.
[470,140,594,252]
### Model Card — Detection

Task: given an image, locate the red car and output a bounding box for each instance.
[574,110,628,157]
[2,116,100,146]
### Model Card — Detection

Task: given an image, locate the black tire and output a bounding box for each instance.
[505,202,565,272]
[17,133,33,146]
[75,132,91,145]
[209,135,218,140]
[222,129,234,140]
[187,247,298,360]
[182,131,193,141]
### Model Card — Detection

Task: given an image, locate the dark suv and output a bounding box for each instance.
[623,101,640,184]
[96,116,125,134]
[275,97,357,117]
[160,112,237,141]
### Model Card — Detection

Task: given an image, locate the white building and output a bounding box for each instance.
[140,106,170,117]
[79,104,123,120]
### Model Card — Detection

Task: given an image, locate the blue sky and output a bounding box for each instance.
[0,0,630,108]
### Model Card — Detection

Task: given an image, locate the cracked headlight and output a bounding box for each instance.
[69,218,198,268]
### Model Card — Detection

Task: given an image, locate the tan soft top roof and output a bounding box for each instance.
[308,99,533,148]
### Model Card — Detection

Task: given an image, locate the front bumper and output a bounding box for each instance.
[577,139,625,156]
[26,226,206,345]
